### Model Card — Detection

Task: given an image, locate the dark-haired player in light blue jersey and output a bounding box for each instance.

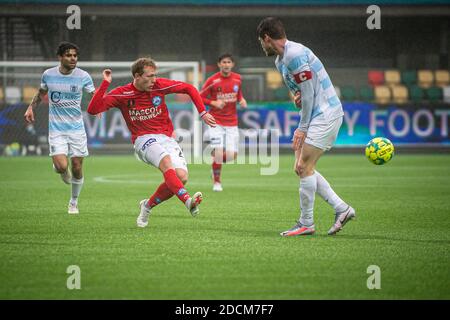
[257,17,355,236]
[24,42,95,214]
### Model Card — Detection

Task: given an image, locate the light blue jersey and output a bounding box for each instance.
[40,66,95,134]
[275,40,344,131]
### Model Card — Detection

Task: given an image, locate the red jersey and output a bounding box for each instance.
[200,72,243,126]
[87,78,206,143]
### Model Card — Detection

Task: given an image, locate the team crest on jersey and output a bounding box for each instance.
[70,85,78,92]
[127,99,135,108]
[152,96,162,106]
[217,87,222,92]
[233,84,239,92]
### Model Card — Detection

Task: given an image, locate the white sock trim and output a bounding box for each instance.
[71,177,84,184]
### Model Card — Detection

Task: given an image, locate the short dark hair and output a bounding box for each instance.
[131,57,157,77]
[56,42,79,56]
[217,53,234,63]
[257,17,286,40]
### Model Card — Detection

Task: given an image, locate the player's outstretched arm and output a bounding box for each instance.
[87,69,113,115]
[24,88,47,124]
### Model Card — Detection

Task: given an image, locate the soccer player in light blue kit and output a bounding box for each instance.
[257,17,356,236]
[24,42,95,214]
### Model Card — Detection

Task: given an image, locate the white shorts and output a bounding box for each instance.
[305,116,343,151]
[48,132,88,158]
[208,125,239,152]
[134,134,188,171]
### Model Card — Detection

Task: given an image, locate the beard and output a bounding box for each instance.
[63,62,76,69]
[264,47,277,57]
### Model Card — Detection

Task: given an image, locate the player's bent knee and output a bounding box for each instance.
[299,167,314,178]
[176,170,189,184]
[158,155,173,172]
[53,162,68,173]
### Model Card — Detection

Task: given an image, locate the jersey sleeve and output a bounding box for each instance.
[87,80,121,115]
[285,49,314,132]
[158,78,206,114]
[285,50,312,88]
[200,77,213,105]
[40,71,48,91]
[236,76,243,101]
[82,72,95,93]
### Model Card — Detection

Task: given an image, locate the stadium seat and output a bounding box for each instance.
[274,86,290,101]
[401,70,417,86]
[409,85,424,103]
[266,70,283,89]
[426,86,443,103]
[385,70,401,87]
[5,86,22,104]
[341,86,357,101]
[417,70,434,88]
[435,70,450,87]
[360,86,374,102]
[391,85,408,104]
[374,85,391,104]
[23,86,38,104]
[443,86,450,103]
[368,70,384,86]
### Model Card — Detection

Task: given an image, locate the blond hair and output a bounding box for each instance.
[131,57,156,78]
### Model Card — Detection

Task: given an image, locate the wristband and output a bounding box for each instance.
[199,111,207,118]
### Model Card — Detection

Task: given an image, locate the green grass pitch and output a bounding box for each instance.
[0,154,449,299]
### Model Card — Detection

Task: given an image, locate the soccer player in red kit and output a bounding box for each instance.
[87,57,216,228]
[200,53,247,192]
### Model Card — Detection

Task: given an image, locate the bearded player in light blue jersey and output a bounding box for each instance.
[24,42,95,214]
[257,17,356,236]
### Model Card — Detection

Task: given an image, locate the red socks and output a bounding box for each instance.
[212,154,228,183]
[212,162,222,183]
[147,182,174,208]
[163,169,190,203]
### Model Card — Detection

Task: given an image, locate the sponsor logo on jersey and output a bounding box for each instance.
[129,107,162,121]
[152,96,162,107]
[217,92,237,103]
[51,92,61,103]
[50,91,79,103]
[293,71,312,84]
